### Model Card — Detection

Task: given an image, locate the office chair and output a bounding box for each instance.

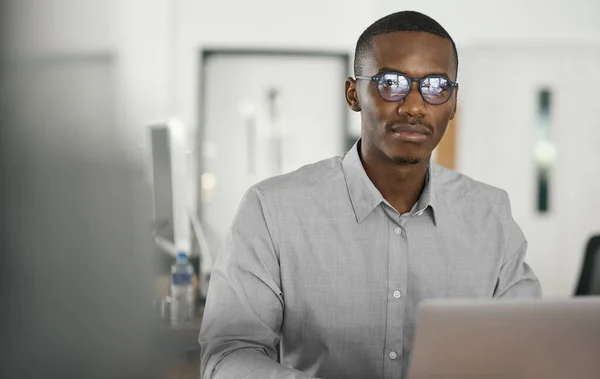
[574,235,600,295]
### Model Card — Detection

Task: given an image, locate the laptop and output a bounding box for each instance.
[407,297,600,379]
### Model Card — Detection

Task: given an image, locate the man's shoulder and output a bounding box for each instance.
[251,155,344,198]
[432,163,511,216]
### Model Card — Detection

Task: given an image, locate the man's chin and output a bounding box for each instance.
[381,140,429,165]
[390,155,424,165]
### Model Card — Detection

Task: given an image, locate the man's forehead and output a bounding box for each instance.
[365,31,455,77]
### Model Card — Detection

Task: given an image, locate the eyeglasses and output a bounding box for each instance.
[356,72,458,105]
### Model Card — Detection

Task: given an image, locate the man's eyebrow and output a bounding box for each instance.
[374,67,451,78]
[374,67,402,75]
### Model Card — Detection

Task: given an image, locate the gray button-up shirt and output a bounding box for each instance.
[199,140,542,379]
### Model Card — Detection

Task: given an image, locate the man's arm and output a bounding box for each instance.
[199,187,317,379]
[493,191,543,299]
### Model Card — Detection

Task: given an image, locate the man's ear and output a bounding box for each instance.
[345,77,361,112]
[449,87,458,120]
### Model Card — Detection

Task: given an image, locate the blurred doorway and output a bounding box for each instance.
[198,50,350,256]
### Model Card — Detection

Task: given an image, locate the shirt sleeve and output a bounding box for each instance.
[493,190,543,299]
[199,187,318,379]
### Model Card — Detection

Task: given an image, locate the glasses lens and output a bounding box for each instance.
[420,76,452,104]
[377,73,410,101]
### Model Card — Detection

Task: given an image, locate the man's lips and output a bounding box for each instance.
[388,124,431,142]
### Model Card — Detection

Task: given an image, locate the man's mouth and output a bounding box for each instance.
[388,124,431,142]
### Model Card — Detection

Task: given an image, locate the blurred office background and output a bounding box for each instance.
[1,0,599,378]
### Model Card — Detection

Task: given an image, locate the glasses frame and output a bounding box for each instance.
[356,72,459,105]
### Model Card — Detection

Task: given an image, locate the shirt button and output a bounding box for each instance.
[393,227,402,235]
[393,290,402,299]
[389,351,398,360]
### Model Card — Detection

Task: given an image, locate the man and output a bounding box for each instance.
[199,10,542,379]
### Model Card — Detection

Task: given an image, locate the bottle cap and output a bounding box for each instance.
[176,252,188,264]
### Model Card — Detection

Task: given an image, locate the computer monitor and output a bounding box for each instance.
[150,124,175,246]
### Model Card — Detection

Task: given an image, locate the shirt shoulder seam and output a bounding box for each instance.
[253,186,281,261]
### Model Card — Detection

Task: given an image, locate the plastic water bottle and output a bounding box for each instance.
[170,252,194,327]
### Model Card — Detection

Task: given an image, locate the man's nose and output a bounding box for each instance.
[397,82,426,117]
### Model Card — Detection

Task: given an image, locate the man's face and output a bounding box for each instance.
[346,31,458,165]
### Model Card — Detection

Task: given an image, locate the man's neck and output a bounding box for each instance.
[360,143,429,215]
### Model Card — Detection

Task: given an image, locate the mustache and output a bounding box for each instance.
[384,119,433,135]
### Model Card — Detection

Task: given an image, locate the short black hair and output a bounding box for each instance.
[354,10,458,77]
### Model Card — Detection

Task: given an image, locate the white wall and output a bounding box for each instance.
[5,0,115,55]
[376,0,600,47]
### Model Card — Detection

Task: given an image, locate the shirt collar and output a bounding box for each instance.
[342,139,438,225]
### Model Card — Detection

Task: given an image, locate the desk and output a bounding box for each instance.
[157,307,203,379]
